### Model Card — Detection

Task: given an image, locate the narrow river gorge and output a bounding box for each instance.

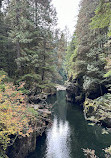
[27,91,111,158]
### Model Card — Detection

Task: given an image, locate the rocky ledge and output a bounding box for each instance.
[66,78,111,128]
[29,86,57,104]
[66,81,85,104]
[84,94,111,128]
[6,102,52,158]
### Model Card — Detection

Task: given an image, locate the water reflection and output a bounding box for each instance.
[46,117,71,158]
[27,91,111,158]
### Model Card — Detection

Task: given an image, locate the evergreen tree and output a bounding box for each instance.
[30,0,57,88]
[0,0,6,70]
[90,0,111,78]
[0,0,16,76]
[6,0,34,76]
[66,0,109,99]
[54,30,67,83]
[65,32,78,78]
[4,0,58,93]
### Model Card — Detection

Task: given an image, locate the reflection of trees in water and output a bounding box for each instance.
[46,91,71,158]
[28,91,111,158]
[46,117,71,158]
[55,91,68,122]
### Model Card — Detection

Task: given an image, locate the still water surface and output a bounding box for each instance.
[28,91,111,158]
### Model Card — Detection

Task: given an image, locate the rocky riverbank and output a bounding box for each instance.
[5,85,60,158]
[5,101,52,158]
[65,80,85,104]
[84,94,111,128]
[66,80,111,128]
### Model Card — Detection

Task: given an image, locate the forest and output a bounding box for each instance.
[0,0,111,157]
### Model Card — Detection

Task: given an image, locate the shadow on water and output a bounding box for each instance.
[27,91,111,158]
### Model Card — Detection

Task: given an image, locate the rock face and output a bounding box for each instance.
[6,132,37,158]
[85,82,109,100]
[29,87,56,104]
[66,75,111,128]
[66,78,85,104]
[6,103,52,158]
[84,96,111,128]
[29,93,48,104]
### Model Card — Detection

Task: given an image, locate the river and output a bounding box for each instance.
[27,91,111,158]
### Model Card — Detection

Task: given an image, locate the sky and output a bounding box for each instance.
[52,0,81,36]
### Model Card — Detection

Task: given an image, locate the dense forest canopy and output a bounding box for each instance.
[0,0,67,93]
[66,0,111,99]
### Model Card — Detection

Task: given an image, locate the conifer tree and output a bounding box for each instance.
[66,0,109,98]
[6,0,34,76]
[90,0,111,78]
[0,0,16,76]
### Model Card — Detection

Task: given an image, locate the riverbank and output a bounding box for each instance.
[6,102,52,158]
[0,73,54,158]
[66,81,111,128]
[27,91,111,158]
[5,85,61,158]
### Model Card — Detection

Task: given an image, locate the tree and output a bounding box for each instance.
[90,0,111,37]
[4,0,58,93]
[90,0,111,79]
[0,71,37,152]
[0,0,16,77]
[6,0,33,75]
[65,0,109,99]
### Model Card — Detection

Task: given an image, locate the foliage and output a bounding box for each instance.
[0,0,64,94]
[84,93,111,124]
[90,0,111,37]
[83,148,98,158]
[0,1,16,77]
[90,0,111,81]
[104,146,111,157]
[65,32,78,78]
[0,71,38,151]
[65,0,110,100]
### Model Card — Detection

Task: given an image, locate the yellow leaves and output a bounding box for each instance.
[0,75,36,151]
[0,75,6,82]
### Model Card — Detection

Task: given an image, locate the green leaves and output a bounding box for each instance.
[90,0,111,37]
[104,70,111,77]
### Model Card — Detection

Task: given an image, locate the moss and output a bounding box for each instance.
[104,146,111,156]
[84,93,111,125]
[84,98,98,113]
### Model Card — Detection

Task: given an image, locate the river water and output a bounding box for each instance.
[27,91,111,158]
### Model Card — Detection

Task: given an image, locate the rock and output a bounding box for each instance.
[6,102,52,158]
[29,87,57,104]
[85,83,108,99]
[29,93,47,104]
[66,80,85,104]
[30,104,41,110]
[66,82,75,102]
[38,109,51,116]
[6,132,37,158]
[84,96,111,128]
[42,86,57,96]
[103,118,111,128]
[55,85,66,91]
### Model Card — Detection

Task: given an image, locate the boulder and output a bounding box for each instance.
[29,93,47,104]
[66,80,85,104]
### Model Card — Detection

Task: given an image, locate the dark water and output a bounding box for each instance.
[27,91,111,158]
